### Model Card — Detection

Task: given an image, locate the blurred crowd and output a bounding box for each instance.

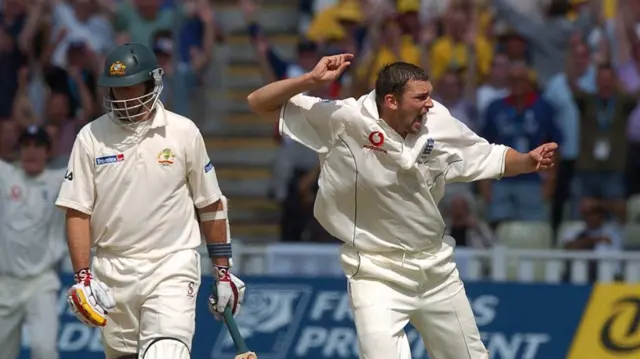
[0,0,220,168]
[255,0,640,256]
[3,0,640,263]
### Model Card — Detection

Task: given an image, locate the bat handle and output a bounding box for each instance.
[212,284,250,354]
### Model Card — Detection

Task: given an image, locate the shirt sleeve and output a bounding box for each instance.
[55,136,95,215]
[616,61,640,93]
[443,117,509,183]
[278,94,350,152]
[187,128,222,209]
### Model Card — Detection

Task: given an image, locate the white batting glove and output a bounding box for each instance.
[67,268,116,327]
[209,265,245,319]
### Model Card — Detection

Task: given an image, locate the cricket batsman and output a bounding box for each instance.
[247,56,558,359]
[55,42,245,359]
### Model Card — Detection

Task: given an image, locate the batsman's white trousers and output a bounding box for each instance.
[0,270,60,359]
[92,248,201,358]
[341,236,489,359]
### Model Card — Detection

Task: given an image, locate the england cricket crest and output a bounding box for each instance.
[211,284,313,359]
[418,138,435,164]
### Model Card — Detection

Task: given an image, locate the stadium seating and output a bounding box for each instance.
[496,221,553,280]
[628,195,640,223]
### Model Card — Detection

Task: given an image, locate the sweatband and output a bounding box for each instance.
[207,243,232,258]
[199,211,227,221]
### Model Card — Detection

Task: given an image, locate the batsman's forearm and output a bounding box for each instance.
[65,209,92,272]
[502,148,531,177]
[202,219,230,267]
[200,200,230,267]
[247,72,318,113]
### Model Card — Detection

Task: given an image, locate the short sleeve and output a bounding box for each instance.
[55,136,96,215]
[278,94,350,152]
[443,118,509,183]
[187,129,222,209]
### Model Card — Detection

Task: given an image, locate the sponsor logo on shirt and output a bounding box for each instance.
[96,154,125,166]
[204,161,214,173]
[363,131,387,153]
[157,148,176,166]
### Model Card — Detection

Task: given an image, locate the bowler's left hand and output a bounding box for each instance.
[209,265,245,319]
[528,142,558,172]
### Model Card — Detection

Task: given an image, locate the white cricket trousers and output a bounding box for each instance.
[340,236,489,359]
[92,248,201,358]
[0,270,60,359]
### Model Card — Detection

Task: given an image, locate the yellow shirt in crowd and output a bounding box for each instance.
[359,35,422,87]
[429,35,493,81]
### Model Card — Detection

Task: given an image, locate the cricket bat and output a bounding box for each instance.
[212,286,257,359]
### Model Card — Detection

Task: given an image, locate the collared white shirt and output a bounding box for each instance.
[0,161,66,277]
[56,103,222,259]
[279,91,508,253]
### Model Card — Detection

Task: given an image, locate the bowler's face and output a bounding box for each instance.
[398,80,434,135]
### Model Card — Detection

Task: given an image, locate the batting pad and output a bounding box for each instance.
[143,338,190,359]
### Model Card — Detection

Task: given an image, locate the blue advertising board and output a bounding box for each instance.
[19,276,592,359]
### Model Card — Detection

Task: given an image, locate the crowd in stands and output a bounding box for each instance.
[2,0,640,264]
[257,0,640,257]
[0,0,219,168]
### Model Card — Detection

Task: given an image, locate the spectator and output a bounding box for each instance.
[44,91,83,160]
[0,0,28,118]
[153,30,175,109]
[434,68,477,131]
[491,0,598,86]
[569,63,634,222]
[114,0,179,47]
[49,0,115,68]
[561,197,623,282]
[429,7,493,82]
[298,164,340,243]
[476,52,510,120]
[612,1,640,197]
[545,34,596,234]
[496,30,530,66]
[355,13,422,92]
[444,193,495,249]
[0,118,17,162]
[481,62,563,227]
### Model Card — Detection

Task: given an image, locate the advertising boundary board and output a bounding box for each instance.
[18,276,594,359]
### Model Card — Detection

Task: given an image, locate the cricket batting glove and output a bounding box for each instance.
[67,268,116,327]
[209,265,245,319]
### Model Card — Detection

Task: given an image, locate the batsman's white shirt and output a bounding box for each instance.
[280,90,508,253]
[55,102,223,259]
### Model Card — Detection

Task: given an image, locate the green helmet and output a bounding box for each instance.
[99,43,164,123]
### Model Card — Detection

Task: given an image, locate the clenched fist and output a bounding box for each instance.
[309,54,354,85]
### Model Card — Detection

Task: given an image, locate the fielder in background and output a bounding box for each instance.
[0,126,66,359]
[55,42,245,359]
[247,56,558,359]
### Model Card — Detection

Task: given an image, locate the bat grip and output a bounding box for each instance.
[212,284,250,354]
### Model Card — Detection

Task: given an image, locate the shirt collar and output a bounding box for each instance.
[149,101,168,128]
[359,90,406,143]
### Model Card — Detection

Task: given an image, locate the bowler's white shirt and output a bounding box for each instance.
[279,91,508,253]
[56,103,222,259]
[0,161,66,277]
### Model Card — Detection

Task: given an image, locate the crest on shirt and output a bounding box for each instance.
[157,148,176,166]
[363,131,387,153]
[109,61,127,76]
[417,138,436,164]
[9,185,22,201]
